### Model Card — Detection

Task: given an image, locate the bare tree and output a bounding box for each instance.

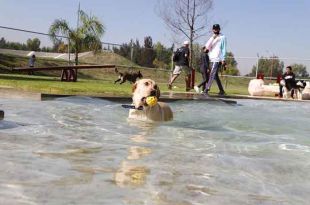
[157,0,213,68]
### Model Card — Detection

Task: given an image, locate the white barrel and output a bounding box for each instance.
[302,81,310,100]
[248,79,265,96]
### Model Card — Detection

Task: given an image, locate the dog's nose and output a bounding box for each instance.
[150,90,157,96]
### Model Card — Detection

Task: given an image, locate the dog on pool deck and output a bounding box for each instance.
[281,80,306,100]
[129,79,173,121]
[114,68,143,84]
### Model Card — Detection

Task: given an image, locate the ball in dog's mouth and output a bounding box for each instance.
[141,95,158,107]
[141,96,158,107]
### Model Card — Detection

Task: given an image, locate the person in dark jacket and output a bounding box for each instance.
[279,66,296,98]
[194,46,210,93]
[168,41,191,91]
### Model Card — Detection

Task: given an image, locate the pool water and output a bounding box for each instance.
[0,97,309,205]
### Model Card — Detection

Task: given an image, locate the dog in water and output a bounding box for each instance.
[129,79,173,121]
[114,68,143,84]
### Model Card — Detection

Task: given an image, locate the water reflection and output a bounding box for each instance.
[0,98,309,204]
[114,123,153,188]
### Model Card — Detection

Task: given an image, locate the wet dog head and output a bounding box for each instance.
[132,79,160,108]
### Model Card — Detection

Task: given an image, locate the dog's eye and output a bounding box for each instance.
[154,85,158,89]
[144,82,149,86]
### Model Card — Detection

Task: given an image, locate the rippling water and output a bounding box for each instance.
[0,97,309,205]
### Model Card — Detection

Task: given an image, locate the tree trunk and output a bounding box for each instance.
[189,30,194,69]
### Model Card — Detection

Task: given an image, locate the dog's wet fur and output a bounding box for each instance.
[114,68,143,84]
[129,79,173,121]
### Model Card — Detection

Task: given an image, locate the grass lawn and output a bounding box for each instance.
[0,52,251,96]
[0,73,250,96]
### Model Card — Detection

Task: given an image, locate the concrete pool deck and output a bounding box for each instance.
[1,87,309,104]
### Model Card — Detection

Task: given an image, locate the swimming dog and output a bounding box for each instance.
[129,79,173,121]
[114,68,143,84]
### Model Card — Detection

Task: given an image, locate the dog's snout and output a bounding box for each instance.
[150,90,157,96]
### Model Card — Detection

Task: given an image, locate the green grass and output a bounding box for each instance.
[0,74,132,96]
[0,73,250,96]
[0,52,251,96]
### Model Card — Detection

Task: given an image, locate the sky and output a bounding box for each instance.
[0,0,310,74]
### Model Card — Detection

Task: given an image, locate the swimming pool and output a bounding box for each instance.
[0,97,309,204]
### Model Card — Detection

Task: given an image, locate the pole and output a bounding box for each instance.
[130,44,133,62]
[77,2,80,29]
[256,53,259,78]
[271,54,274,78]
[68,38,71,64]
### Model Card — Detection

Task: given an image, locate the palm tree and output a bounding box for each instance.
[49,10,104,65]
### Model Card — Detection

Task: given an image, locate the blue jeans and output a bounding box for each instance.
[204,62,224,93]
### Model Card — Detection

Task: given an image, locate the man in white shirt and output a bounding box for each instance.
[203,24,226,95]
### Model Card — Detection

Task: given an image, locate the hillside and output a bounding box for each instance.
[0,53,68,73]
[0,50,140,79]
[0,50,171,83]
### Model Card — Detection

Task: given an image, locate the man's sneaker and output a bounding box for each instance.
[218,91,226,96]
[194,86,200,93]
[168,84,172,90]
[202,91,209,96]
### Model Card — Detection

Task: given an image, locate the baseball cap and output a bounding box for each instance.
[212,24,221,30]
[183,40,189,45]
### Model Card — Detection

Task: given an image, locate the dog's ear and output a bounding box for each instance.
[132,82,137,93]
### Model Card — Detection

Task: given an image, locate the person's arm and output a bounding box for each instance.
[205,37,213,51]
[220,36,227,63]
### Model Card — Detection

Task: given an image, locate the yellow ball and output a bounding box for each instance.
[146,96,158,107]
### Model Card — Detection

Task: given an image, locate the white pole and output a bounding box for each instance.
[77,2,80,29]
[130,44,133,62]
[68,38,70,64]
[256,53,259,78]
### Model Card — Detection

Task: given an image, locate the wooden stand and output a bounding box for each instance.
[0,110,4,120]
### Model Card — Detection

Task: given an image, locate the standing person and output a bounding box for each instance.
[194,46,210,93]
[168,41,191,91]
[28,54,36,75]
[203,24,226,95]
[279,66,296,98]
